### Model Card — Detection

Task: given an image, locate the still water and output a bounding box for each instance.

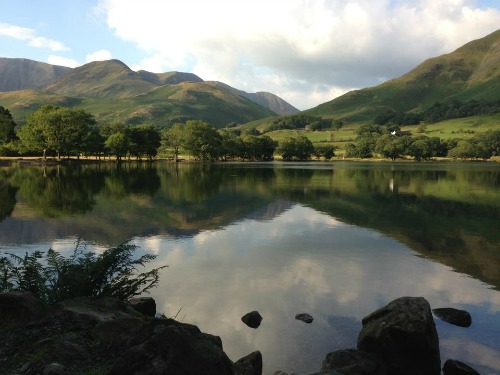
[1,161,499,374]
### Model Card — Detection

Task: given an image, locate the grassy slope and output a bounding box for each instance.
[304,29,500,123]
[1,61,277,128]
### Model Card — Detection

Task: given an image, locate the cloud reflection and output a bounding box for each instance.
[136,204,500,374]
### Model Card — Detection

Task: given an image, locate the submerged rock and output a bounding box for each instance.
[432,308,472,327]
[357,296,441,375]
[295,313,314,323]
[241,311,263,328]
[442,359,480,375]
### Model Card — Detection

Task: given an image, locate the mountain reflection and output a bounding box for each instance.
[0,161,499,289]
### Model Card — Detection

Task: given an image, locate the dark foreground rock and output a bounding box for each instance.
[234,351,263,375]
[433,307,472,327]
[443,359,481,375]
[0,292,260,375]
[241,310,263,328]
[320,348,387,375]
[357,296,441,375]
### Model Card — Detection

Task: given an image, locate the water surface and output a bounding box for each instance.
[0,161,499,374]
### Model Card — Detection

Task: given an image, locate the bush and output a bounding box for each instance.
[0,242,167,304]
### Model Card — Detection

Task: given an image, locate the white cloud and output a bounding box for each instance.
[29,37,69,52]
[85,49,113,62]
[99,0,500,109]
[0,22,69,52]
[0,22,35,40]
[48,55,80,68]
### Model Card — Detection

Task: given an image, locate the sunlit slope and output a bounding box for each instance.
[306,29,500,122]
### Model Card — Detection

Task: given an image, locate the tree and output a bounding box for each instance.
[17,106,96,160]
[129,125,161,160]
[161,123,186,162]
[105,132,130,161]
[182,120,222,161]
[277,136,314,161]
[312,144,335,160]
[0,106,17,145]
[242,135,277,161]
[375,135,408,160]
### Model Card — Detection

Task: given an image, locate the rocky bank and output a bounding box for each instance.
[0,292,479,375]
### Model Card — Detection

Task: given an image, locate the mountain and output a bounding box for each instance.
[305,29,500,123]
[0,58,71,91]
[214,81,299,115]
[0,58,298,126]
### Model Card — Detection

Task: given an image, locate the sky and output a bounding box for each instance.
[1,1,500,110]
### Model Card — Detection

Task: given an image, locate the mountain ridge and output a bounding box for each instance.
[0,57,298,121]
[305,29,500,122]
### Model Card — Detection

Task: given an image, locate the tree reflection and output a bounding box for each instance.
[0,170,17,222]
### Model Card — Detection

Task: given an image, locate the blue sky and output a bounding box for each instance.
[1,0,500,110]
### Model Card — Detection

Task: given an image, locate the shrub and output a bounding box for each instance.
[0,242,167,304]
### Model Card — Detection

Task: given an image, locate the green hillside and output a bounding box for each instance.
[0,59,277,128]
[305,29,500,123]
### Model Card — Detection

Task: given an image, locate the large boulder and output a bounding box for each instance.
[320,348,387,375]
[108,322,234,375]
[0,291,45,329]
[357,296,441,375]
[234,351,262,375]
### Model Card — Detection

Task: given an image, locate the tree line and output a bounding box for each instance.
[375,99,500,126]
[346,124,500,160]
[0,105,332,162]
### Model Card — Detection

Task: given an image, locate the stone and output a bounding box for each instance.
[53,339,91,361]
[128,297,156,317]
[0,291,45,329]
[55,296,142,325]
[432,308,472,327]
[357,296,441,375]
[43,362,66,375]
[234,350,263,375]
[295,313,314,323]
[241,310,263,329]
[321,348,387,375]
[442,359,480,375]
[109,323,234,375]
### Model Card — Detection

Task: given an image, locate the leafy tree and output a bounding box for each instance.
[277,136,314,161]
[0,106,17,145]
[161,123,186,162]
[407,136,436,161]
[129,125,161,160]
[0,242,167,304]
[105,132,130,161]
[182,120,222,161]
[448,140,490,160]
[242,135,277,161]
[17,105,97,160]
[312,144,335,160]
[345,138,373,158]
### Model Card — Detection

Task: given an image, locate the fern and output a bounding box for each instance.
[0,242,167,304]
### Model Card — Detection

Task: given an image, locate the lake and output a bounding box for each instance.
[1,160,499,374]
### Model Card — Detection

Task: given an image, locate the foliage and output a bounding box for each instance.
[277,135,315,161]
[0,242,167,304]
[312,144,335,160]
[182,120,223,161]
[0,106,17,144]
[16,105,97,160]
[105,132,130,161]
[266,114,333,133]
